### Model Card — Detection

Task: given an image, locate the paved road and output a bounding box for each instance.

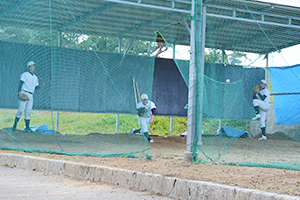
[0,166,171,200]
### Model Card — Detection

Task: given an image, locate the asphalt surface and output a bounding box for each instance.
[0,166,171,200]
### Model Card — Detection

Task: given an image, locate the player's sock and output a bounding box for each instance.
[253,93,258,99]
[261,127,266,136]
[254,106,259,115]
[143,132,150,141]
[133,128,141,134]
[12,117,20,131]
[25,119,33,132]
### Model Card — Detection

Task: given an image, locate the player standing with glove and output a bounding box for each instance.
[12,61,45,132]
[131,93,156,143]
[252,79,270,140]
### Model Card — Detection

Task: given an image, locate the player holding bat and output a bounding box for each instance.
[252,79,270,140]
[130,93,156,143]
[12,61,45,132]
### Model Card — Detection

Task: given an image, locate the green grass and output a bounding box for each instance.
[0,109,187,136]
[1,109,249,136]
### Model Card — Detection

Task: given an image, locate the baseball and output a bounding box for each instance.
[226,79,230,83]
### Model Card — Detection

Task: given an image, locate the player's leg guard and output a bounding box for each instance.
[25,119,33,132]
[12,117,20,131]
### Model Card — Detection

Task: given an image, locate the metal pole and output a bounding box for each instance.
[184,0,205,162]
[56,32,62,132]
[219,49,225,129]
[116,114,119,133]
[197,4,206,147]
[170,116,173,135]
[265,54,269,81]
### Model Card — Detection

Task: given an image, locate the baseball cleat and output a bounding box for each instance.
[25,128,34,133]
[149,139,154,143]
[129,128,136,134]
[251,114,260,120]
[258,135,267,140]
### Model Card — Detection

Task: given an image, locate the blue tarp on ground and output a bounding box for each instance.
[269,65,300,125]
[217,126,251,138]
[23,124,55,134]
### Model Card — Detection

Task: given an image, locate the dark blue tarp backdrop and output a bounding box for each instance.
[153,58,265,118]
[0,41,265,118]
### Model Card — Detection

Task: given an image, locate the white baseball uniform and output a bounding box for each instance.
[16,72,39,120]
[253,87,270,128]
[137,100,156,133]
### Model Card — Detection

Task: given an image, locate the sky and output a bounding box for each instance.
[250,0,300,67]
[159,0,300,67]
[257,0,300,7]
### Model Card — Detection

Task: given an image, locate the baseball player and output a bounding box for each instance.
[252,79,270,140]
[130,93,156,143]
[12,61,45,132]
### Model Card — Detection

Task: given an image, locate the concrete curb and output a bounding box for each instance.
[0,153,299,200]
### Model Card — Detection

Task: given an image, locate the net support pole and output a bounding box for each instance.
[219,49,226,129]
[185,0,205,162]
[56,31,62,132]
[56,111,59,132]
[265,53,269,81]
[116,114,119,133]
[170,116,173,135]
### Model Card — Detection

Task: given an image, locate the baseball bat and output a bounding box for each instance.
[133,78,138,107]
[135,82,141,103]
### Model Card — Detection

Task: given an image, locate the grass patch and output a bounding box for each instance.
[1,109,249,136]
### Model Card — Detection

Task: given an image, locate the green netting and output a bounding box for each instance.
[0,0,169,159]
[158,0,300,170]
[1,0,300,170]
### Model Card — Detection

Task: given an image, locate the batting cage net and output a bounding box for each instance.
[0,0,300,170]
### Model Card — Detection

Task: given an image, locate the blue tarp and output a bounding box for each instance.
[23,124,55,134]
[269,65,300,125]
[217,126,251,138]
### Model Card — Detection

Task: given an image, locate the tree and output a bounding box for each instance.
[205,48,250,65]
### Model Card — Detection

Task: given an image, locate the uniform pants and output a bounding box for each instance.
[138,116,150,133]
[16,91,33,120]
[253,99,270,128]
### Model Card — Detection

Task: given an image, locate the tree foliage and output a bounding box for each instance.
[205,48,250,65]
[0,27,248,63]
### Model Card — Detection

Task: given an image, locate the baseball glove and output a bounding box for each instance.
[137,107,147,116]
[18,93,29,101]
[252,85,259,93]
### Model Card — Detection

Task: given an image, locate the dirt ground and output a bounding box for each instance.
[1,134,300,197]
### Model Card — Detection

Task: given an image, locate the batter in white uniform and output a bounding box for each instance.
[12,61,45,132]
[252,79,270,140]
[131,93,156,143]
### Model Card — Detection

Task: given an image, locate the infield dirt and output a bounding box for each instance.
[1,134,300,197]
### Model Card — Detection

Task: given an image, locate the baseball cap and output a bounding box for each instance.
[141,93,148,100]
[261,79,267,85]
[27,61,35,67]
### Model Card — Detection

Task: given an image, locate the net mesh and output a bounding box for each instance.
[0,0,160,159]
[0,0,300,169]
[157,0,300,170]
